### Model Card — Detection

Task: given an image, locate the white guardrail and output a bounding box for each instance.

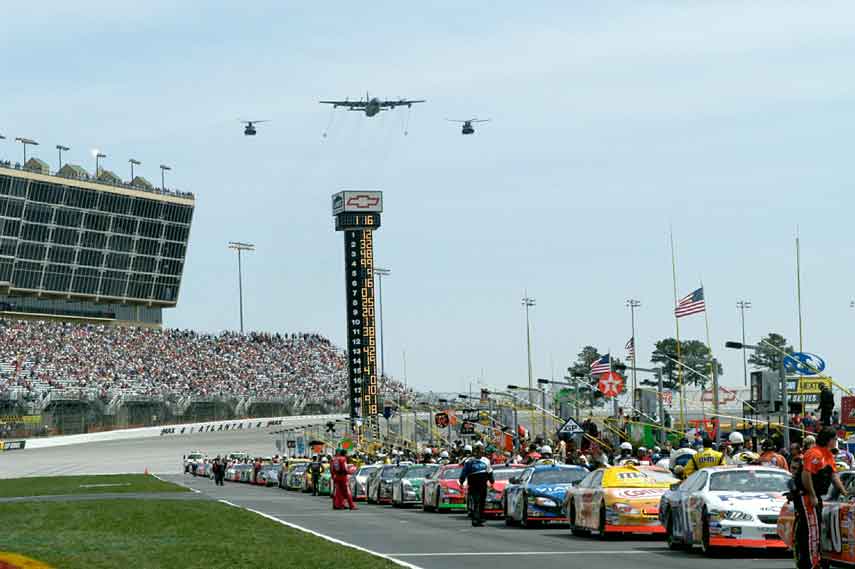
[1,414,346,452]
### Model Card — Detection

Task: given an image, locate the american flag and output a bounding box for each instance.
[675,287,706,318]
[590,354,610,376]
[625,337,635,361]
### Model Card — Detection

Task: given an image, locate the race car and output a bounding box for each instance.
[391,464,440,507]
[367,463,410,504]
[284,463,309,490]
[235,463,254,483]
[317,470,332,496]
[422,463,466,512]
[483,465,527,517]
[503,464,588,527]
[193,461,212,478]
[183,452,205,473]
[566,465,677,537]
[777,468,855,565]
[349,465,381,501]
[660,465,790,554]
[254,464,281,487]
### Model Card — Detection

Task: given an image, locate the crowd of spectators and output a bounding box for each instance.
[0,319,409,408]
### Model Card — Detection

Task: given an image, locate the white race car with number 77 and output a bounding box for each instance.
[658,465,791,555]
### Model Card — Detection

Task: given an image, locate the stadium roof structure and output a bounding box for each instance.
[97,169,122,184]
[131,175,154,190]
[0,161,193,204]
[57,164,89,180]
[23,158,49,175]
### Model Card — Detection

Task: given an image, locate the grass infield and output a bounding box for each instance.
[0,474,187,498]
[0,499,401,569]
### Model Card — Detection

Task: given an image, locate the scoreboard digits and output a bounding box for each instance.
[333,191,383,438]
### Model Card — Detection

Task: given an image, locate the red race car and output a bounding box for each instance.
[484,464,528,517]
[423,463,466,512]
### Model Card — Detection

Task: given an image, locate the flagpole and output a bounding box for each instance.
[670,228,686,428]
[701,281,719,435]
[796,227,804,352]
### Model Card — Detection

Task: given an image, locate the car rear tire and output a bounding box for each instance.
[570,503,590,536]
[521,499,538,529]
[504,498,517,526]
[423,491,435,512]
[700,509,717,557]
[666,513,684,550]
[597,502,610,540]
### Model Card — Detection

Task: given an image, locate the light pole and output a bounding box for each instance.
[626,298,641,409]
[56,145,69,171]
[374,267,391,382]
[725,340,789,448]
[508,384,547,439]
[129,158,141,181]
[160,164,171,190]
[15,137,38,164]
[521,295,536,404]
[227,241,255,334]
[737,300,752,386]
[94,151,106,177]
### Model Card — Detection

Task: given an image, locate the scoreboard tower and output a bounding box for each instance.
[332,190,383,438]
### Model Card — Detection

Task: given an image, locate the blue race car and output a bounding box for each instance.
[503,464,588,527]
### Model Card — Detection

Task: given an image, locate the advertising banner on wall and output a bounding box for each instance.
[841,396,855,427]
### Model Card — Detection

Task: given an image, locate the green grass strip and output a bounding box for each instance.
[0,474,187,498]
[0,499,401,569]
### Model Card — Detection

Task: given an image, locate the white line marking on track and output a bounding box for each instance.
[218,500,423,569]
[154,474,200,493]
[389,551,648,557]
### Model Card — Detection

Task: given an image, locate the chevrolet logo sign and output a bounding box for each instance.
[346,195,380,209]
[332,190,383,215]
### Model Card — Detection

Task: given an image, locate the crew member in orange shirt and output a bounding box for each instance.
[794,428,847,569]
[757,439,789,471]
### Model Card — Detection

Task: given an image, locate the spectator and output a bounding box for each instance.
[0,319,410,407]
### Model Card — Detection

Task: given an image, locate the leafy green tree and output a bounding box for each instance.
[747,333,793,372]
[648,338,723,390]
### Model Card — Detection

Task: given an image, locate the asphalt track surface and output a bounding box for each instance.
[0,420,317,478]
[168,474,793,569]
[4,427,793,569]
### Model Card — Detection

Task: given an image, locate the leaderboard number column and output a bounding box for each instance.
[344,229,365,420]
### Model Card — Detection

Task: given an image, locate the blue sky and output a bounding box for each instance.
[2,1,854,393]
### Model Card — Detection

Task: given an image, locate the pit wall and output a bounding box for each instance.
[2,414,345,451]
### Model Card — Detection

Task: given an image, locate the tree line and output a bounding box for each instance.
[564,333,792,407]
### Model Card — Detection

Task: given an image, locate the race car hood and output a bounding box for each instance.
[439,480,462,490]
[705,491,787,514]
[491,480,510,493]
[528,483,575,502]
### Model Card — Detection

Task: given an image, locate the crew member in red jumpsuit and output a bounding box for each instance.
[331,448,356,510]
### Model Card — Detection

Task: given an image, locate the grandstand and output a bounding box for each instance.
[0,157,194,327]
[0,319,411,436]
[0,152,411,437]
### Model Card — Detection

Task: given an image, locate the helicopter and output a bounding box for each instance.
[446,118,490,135]
[240,120,270,136]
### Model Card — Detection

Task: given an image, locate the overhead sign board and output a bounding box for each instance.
[597,372,625,398]
[557,417,584,435]
[332,190,384,215]
[784,352,826,376]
